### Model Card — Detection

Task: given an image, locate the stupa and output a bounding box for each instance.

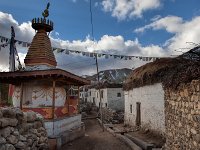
[0,3,90,148]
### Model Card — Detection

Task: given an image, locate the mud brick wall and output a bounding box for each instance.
[164,80,200,150]
[0,108,49,150]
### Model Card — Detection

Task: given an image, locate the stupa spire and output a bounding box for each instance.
[24,3,57,70]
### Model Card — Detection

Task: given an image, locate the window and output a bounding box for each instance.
[117,93,121,97]
[85,98,87,103]
[97,92,98,98]
[90,91,91,96]
[130,104,132,113]
[105,103,107,107]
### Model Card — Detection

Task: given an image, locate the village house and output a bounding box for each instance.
[80,83,125,111]
[123,60,166,135]
[123,48,200,149]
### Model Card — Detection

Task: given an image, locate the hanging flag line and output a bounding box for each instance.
[0,35,170,62]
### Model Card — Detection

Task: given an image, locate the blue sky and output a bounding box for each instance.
[0,0,200,75]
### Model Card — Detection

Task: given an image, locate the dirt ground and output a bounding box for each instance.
[61,119,131,150]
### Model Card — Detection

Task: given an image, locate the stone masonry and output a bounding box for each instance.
[164,80,200,150]
[0,108,49,150]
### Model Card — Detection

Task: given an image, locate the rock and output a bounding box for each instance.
[194,134,200,142]
[30,129,38,135]
[39,136,47,144]
[6,135,18,144]
[32,141,38,148]
[0,118,18,128]
[33,121,43,129]
[0,136,6,144]
[15,109,24,124]
[38,143,49,149]
[4,144,15,150]
[27,138,33,146]
[13,130,20,136]
[1,108,16,118]
[35,113,43,121]
[26,133,37,140]
[0,108,48,149]
[15,108,23,118]
[0,145,5,150]
[38,127,46,132]
[15,141,26,149]
[191,128,197,134]
[25,111,37,122]
[19,135,26,142]
[0,127,12,138]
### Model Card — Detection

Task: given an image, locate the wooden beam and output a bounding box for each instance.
[52,80,56,136]
[20,83,23,110]
[77,86,80,114]
[52,81,56,120]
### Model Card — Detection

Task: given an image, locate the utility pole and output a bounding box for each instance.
[9,26,15,72]
[95,55,104,131]
[89,0,104,131]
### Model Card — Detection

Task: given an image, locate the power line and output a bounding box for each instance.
[90,0,94,40]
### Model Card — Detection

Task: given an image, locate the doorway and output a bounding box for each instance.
[136,102,141,126]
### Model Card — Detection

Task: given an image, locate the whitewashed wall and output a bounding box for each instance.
[107,88,124,111]
[12,82,66,107]
[45,114,81,136]
[88,88,97,104]
[95,88,124,111]
[124,83,165,134]
[95,89,107,108]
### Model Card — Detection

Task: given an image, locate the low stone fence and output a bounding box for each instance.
[0,107,49,150]
[164,80,200,149]
[102,108,124,124]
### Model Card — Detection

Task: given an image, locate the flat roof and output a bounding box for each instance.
[0,69,90,86]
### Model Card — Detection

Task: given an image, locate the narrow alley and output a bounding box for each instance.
[61,119,131,150]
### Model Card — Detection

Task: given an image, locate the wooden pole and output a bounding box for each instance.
[95,55,104,131]
[52,80,56,135]
[0,82,2,105]
[77,86,80,114]
[20,83,23,110]
[67,85,70,116]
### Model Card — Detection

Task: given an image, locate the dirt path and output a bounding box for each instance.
[61,119,131,150]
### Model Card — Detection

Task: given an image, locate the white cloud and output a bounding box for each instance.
[0,12,34,70]
[134,16,183,33]
[0,11,167,75]
[134,15,200,54]
[102,0,161,20]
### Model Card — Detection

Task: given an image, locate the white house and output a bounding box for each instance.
[123,60,166,135]
[124,83,165,134]
[80,83,125,111]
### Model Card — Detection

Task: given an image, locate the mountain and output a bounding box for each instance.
[181,45,200,61]
[86,68,132,84]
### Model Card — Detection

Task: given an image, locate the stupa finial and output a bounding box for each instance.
[42,2,50,19]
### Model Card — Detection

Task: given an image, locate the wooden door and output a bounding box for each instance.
[136,102,141,126]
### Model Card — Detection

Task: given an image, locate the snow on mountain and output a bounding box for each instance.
[181,45,200,61]
[86,68,132,84]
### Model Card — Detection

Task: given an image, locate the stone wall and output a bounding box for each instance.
[164,80,200,150]
[102,108,124,124]
[0,108,49,150]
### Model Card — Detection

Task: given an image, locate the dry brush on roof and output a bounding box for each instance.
[123,57,200,91]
